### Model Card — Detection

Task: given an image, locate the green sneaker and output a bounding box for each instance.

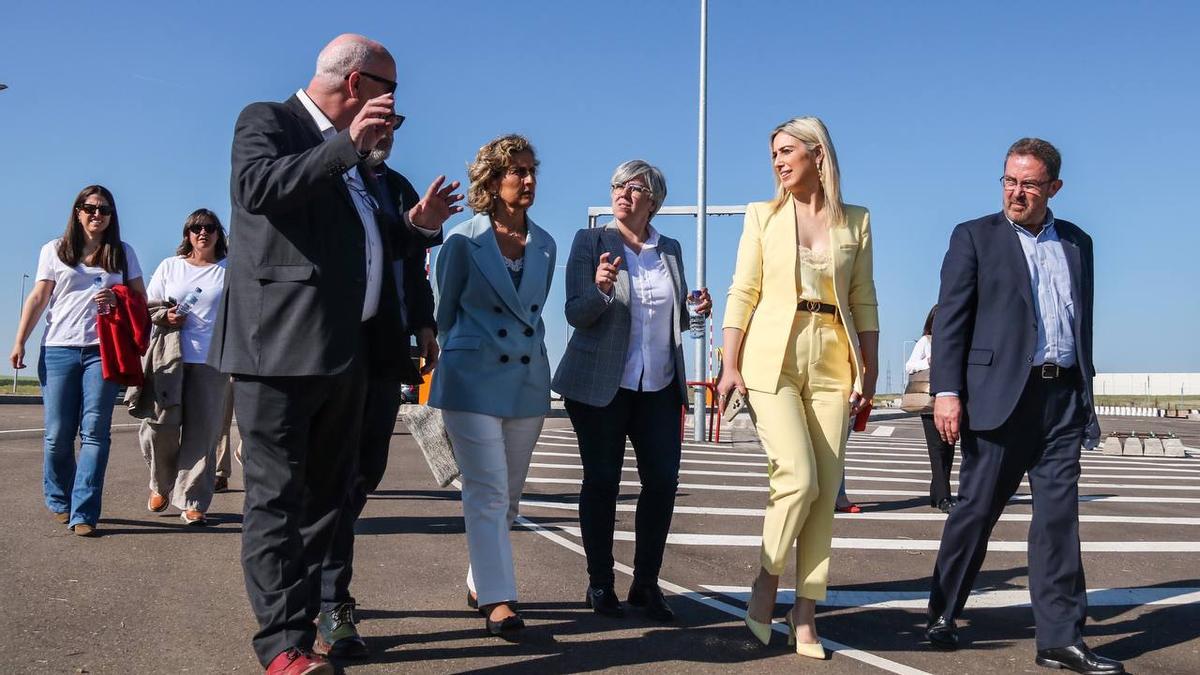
[314,603,368,659]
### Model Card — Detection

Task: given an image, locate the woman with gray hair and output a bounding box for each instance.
[553,160,711,621]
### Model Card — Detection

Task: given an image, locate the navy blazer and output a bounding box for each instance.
[428,213,556,418]
[931,212,1098,442]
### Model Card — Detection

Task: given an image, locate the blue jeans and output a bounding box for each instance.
[39,346,119,528]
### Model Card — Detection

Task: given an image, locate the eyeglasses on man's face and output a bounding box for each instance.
[1000,176,1053,194]
[78,203,113,216]
[188,223,218,234]
[612,182,652,198]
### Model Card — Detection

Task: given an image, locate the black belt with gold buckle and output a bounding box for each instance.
[796,299,839,318]
[1035,363,1072,379]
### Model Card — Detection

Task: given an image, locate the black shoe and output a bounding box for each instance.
[925,615,959,650]
[584,584,624,617]
[484,604,525,638]
[1036,643,1125,674]
[628,584,675,622]
[937,498,955,514]
[466,590,486,616]
[213,476,229,493]
[314,602,368,659]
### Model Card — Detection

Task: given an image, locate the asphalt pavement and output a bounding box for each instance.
[1,402,1197,674]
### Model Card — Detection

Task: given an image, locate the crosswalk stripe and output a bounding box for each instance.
[701,586,1200,609]
[845,474,1200,491]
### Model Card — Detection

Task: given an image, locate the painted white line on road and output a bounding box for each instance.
[844,457,1200,475]
[552,527,1200,552]
[702,585,1200,609]
[532,451,764,468]
[0,423,139,435]
[525,476,766,492]
[511,510,930,674]
[871,426,896,437]
[537,441,764,459]
[845,474,1200,491]
[529,461,760,479]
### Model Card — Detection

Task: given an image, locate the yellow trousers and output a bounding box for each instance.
[747,311,852,600]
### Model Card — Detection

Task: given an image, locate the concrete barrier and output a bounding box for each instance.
[1143,437,1165,456]
[1101,435,1124,456]
[1122,437,1143,456]
[1163,437,1186,457]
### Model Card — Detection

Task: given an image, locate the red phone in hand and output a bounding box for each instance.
[853,401,873,432]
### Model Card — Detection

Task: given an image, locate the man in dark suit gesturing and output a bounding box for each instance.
[925,139,1122,674]
[209,34,460,674]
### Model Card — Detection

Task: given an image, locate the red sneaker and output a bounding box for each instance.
[265,648,333,675]
[835,503,863,514]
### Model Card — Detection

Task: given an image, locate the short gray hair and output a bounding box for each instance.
[611,160,667,218]
[314,34,386,85]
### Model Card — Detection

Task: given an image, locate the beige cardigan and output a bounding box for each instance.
[124,301,184,424]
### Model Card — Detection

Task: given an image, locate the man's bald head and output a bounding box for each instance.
[312,33,393,92]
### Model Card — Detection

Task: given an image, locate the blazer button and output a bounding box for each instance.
[531,304,539,312]
[1027,356,1034,363]
[500,354,510,363]
[524,327,534,337]
[520,355,531,364]
[498,329,508,337]
[494,306,503,314]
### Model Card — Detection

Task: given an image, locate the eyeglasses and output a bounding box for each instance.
[78,203,113,216]
[348,70,397,95]
[385,113,405,129]
[188,223,218,234]
[612,182,653,198]
[345,177,380,213]
[506,166,537,180]
[1000,176,1053,194]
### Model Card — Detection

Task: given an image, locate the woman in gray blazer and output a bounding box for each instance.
[428,134,555,639]
[552,160,711,622]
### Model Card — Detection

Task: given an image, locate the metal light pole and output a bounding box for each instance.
[692,0,709,441]
[13,273,28,393]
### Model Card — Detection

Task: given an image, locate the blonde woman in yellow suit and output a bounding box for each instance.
[717,117,879,658]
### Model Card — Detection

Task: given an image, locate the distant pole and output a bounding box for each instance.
[692,0,709,441]
[13,273,27,393]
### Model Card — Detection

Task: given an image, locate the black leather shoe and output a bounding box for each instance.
[925,616,959,650]
[466,590,485,616]
[584,584,624,617]
[485,605,525,639]
[314,602,368,659]
[1036,643,1125,674]
[628,584,675,622]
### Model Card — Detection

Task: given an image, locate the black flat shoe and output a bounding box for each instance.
[628,584,675,622]
[925,615,959,650]
[584,584,624,617]
[466,590,485,616]
[485,605,525,638]
[1036,643,1125,674]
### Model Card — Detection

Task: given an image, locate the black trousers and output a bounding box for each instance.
[565,385,682,588]
[235,358,367,666]
[320,375,403,610]
[921,413,956,505]
[928,369,1088,650]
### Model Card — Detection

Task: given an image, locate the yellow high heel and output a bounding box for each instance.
[787,612,826,659]
[743,580,773,646]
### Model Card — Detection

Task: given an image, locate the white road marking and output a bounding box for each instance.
[871,425,896,437]
[0,423,139,434]
[702,585,1200,609]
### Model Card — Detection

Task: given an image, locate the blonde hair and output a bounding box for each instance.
[466,134,538,214]
[769,116,846,227]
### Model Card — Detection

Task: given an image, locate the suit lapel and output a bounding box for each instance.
[997,213,1036,318]
[283,95,358,216]
[1058,223,1085,345]
[601,224,631,306]
[769,198,800,299]
[517,219,551,312]
[660,238,684,344]
[468,214,529,323]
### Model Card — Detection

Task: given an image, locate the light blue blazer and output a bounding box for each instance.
[428,212,556,418]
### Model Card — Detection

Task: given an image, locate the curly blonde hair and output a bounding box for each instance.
[467,134,538,214]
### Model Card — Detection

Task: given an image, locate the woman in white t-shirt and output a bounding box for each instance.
[9,185,146,537]
[140,209,230,526]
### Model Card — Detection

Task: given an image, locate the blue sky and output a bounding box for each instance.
[3,1,1198,390]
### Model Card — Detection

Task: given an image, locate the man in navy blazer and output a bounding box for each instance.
[925,139,1122,674]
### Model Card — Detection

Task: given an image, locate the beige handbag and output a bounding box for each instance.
[900,369,933,414]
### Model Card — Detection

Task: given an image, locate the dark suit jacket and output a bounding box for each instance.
[208,94,423,383]
[931,211,1098,440]
[371,163,439,334]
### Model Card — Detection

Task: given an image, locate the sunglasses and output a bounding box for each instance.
[348,70,397,95]
[78,203,113,216]
[188,223,218,234]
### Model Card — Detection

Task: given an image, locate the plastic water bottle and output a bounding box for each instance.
[176,287,202,317]
[91,276,111,315]
[687,290,705,339]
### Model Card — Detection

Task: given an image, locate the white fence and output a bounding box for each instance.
[1093,373,1200,397]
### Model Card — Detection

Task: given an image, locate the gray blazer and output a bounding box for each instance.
[552,223,691,407]
[428,213,556,418]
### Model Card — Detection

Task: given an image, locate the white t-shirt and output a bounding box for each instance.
[145,256,227,364]
[36,239,143,347]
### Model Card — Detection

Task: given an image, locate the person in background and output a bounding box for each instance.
[139,209,230,526]
[429,134,556,639]
[553,160,710,622]
[905,304,956,513]
[717,117,879,658]
[10,185,145,537]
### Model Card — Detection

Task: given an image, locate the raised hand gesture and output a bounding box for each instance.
[408,175,464,231]
[595,252,622,295]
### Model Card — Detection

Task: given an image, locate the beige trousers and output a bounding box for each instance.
[747,311,852,600]
[215,384,237,479]
[139,363,233,511]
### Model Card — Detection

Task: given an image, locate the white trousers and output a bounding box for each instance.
[441,410,544,606]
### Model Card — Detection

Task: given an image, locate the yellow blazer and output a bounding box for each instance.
[722,199,879,395]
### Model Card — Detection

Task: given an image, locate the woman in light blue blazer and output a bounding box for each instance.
[429,134,556,639]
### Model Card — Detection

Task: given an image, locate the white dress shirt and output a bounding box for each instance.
[296,89,383,321]
[905,334,932,374]
[618,226,677,392]
[1008,212,1076,368]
